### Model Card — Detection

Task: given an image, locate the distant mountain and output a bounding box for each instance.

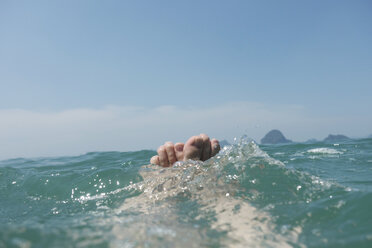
[261,130,292,144]
[219,140,230,147]
[323,134,351,142]
[305,138,318,143]
[369,134,372,139]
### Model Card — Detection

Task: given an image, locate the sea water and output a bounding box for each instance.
[1,137,372,247]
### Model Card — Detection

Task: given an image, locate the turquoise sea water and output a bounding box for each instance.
[1,138,372,247]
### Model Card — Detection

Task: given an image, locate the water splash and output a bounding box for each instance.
[115,138,305,247]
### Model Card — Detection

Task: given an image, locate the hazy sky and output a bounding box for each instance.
[1,0,371,159]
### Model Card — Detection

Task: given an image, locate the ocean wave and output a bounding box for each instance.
[1,138,371,247]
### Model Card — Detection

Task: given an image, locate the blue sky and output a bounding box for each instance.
[0,0,371,159]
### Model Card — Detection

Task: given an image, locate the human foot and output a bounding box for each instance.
[150,134,220,167]
[150,142,184,167]
[183,134,220,161]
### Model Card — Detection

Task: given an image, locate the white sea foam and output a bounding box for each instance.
[307,148,343,155]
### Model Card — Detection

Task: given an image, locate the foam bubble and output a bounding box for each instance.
[307,148,343,155]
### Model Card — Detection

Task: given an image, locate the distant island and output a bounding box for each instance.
[305,138,318,143]
[261,130,292,144]
[323,134,351,142]
[254,131,372,144]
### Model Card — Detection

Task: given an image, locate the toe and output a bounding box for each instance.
[200,133,211,161]
[165,142,177,165]
[157,145,169,167]
[174,142,184,161]
[211,138,220,157]
[150,155,160,165]
[183,135,203,161]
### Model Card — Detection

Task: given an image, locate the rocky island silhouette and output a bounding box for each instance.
[261,130,292,144]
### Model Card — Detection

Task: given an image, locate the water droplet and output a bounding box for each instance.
[51,207,59,215]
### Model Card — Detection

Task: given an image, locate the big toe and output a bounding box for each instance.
[174,142,185,161]
[183,136,203,161]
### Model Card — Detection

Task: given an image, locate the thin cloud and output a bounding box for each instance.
[0,102,369,160]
